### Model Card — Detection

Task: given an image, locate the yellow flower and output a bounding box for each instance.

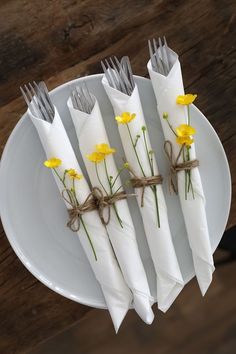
[124,162,129,168]
[44,157,62,168]
[95,143,116,155]
[67,169,83,180]
[176,124,196,137]
[176,94,197,105]
[176,136,194,146]
[86,152,105,163]
[115,112,136,124]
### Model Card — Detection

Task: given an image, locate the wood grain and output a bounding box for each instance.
[29,260,236,354]
[0,0,235,353]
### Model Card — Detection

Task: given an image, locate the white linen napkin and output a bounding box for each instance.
[147,47,215,295]
[67,97,154,323]
[102,77,184,312]
[29,106,132,332]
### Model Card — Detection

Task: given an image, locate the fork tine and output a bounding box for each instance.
[121,56,135,92]
[70,83,95,114]
[21,84,43,120]
[119,57,132,95]
[20,86,37,117]
[153,39,160,72]
[102,55,135,96]
[163,36,171,71]
[105,58,121,91]
[83,81,95,108]
[158,37,167,75]
[110,57,127,94]
[33,81,53,120]
[71,90,78,110]
[21,81,55,122]
[28,82,50,122]
[148,39,157,71]
[38,81,55,115]
[153,38,165,75]
[76,86,86,112]
[24,84,45,120]
[34,81,54,119]
[101,60,114,88]
[114,56,132,95]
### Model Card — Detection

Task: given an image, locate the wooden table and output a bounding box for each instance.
[0,1,235,353]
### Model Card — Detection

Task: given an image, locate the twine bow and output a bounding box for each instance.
[164,140,199,194]
[62,187,131,232]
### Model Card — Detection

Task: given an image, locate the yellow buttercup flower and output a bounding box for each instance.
[95,143,116,155]
[86,152,105,163]
[44,157,62,168]
[115,112,136,124]
[176,136,194,146]
[176,94,197,105]
[176,124,196,137]
[67,169,83,180]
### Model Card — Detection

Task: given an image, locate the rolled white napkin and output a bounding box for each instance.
[67,97,154,324]
[147,47,215,295]
[29,106,132,332]
[102,77,184,312]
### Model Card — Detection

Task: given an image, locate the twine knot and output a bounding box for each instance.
[130,175,163,207]
[164,140,199,194]
[62,187,131,232]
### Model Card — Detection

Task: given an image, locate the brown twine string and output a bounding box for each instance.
[164,140,199,194]
[62,186,132,232]
[128,164,163,207]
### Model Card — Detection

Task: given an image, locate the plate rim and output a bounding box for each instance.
[0,74,232,308]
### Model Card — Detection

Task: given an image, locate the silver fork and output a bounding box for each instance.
[70,82,95,114]
[101,56,135,96]
[148,37,171,76]
[20,81,55,122]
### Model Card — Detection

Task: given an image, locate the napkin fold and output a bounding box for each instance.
[102,77,184,312]
[67,97,154,324]
[147,47,215,295]
[29,106,132,332]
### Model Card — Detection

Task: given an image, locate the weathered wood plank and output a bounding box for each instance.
[0,0,235,106]
[29,260,236,354]
[0,219,91,353]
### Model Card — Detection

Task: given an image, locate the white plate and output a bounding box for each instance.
[0,75,231,308]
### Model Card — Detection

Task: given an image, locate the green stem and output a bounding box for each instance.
[186,148,191,193]
[167,119,178,137]
[95,163,108,196]
[152,185,160,228]
[187,105,190,125]
[104,159,112,194]
[112,184,123,195]
[112,204,123,228]
[186,147,195,199]
[53,168,97,260]
[182,147,187,200]
[142,128,160,227]
[142,129,153,176]
[126,124,146,177]
[104,159,123,228]
[80,216,97,261]
[53,168,65,186]
[111,167,125,188]
[62,169,67,184]
[53,168,73,204]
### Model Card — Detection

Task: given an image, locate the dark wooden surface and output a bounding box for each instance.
[0,0,235,353]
